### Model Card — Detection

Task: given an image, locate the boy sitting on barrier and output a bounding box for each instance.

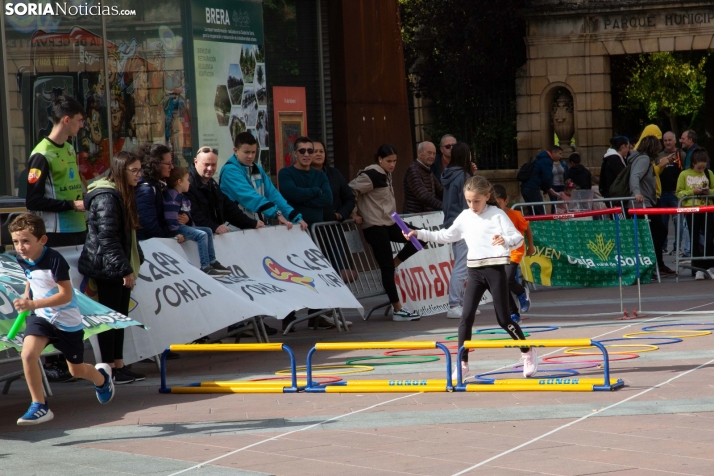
[9,213,115,425]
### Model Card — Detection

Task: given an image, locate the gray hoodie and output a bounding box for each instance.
[627,151,656,207]
[441,167,470,228]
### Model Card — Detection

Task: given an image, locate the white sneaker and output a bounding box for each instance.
[392,307,420,322]
[452,361,470,381]
[475,309,481,315]
[446,306,463,319]
[521,348,538,378]
[695,271,706,280]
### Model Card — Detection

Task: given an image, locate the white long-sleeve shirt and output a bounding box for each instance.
[416,205,523,267]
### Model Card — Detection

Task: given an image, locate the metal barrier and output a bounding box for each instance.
[159,343,299,393]
[455,339,624,392]
[513,196,636,218]
[674,195,714,280]
[304,341,454,392]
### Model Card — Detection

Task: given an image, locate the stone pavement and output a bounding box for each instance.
[2,277,714,476]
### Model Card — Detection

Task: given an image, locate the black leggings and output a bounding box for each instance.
[95,279,131,363]
[460,265,527,362]
[506,263,525,315]
[363,223,423,304]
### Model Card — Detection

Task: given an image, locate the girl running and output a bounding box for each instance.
[405,175,537,378]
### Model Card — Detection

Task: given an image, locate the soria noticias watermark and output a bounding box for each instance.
[5,3,136,17]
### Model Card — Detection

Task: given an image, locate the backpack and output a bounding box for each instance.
[516,158,537,182]
[608,155,650,198]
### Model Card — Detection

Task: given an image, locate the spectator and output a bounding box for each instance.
[599,136,630,199]
[278,136,333,226]
[564,153,591,191]
[520,145,559,215]
[310,140,358,284]
[658,131,686,256]
[629,135,675,276]
[220,132,307,231]
[78,151,146,384]
[164,166,231,277]
[676,149,714,277]
[25,95,87,383]
[547,146,567,213]
[404,141,443,214]
[135,144,187,241]
[185,147,263,234]
[350,144,424,322]
[680,129,699,169]
[548,179,577,214]
[441,142,478,318]
[432,134,456,179]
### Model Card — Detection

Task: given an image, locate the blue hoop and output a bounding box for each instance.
[473,368,579,383]
[641,323,714,332]
[474,325,558,335]
[600,337,682,346]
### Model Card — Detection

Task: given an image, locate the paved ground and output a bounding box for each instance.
[2,270,714,476]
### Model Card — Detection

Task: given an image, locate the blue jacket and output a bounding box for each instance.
[219,155,302,223]
[440,167,470,228]
[520,151,554,193]
[135,178,173,240]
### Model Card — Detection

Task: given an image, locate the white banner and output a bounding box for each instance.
[57,227,363,363]
[396,213,491,316]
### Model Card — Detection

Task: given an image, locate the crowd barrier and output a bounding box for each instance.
[159,343,299,394]
[673,195,714,281]
[513,196,636,218]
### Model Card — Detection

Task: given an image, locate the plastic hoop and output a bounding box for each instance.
[565,344,659,355]
[276,365,374,376]
[473,368,579,383]
[623,330,711,338]
[345,356,440,366]
[542,352,640,364]
[250,376,343,384]
[512,361,600,371]
[600,337,682,346]
[641,323,714,332]
[474,325,558,335]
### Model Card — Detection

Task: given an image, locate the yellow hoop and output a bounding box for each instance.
[565,344,659,355]
[275,365,374,376]
[623,330,711,339]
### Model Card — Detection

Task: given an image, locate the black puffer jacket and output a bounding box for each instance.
[78,181,143,281]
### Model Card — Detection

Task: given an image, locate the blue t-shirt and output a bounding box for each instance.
[16,247,83,332]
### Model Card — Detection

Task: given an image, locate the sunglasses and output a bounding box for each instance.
[297,148,314,155]
[199,147,218,154]
[441,144,454,150]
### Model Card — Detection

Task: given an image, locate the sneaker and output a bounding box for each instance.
[521,348,538,378]
[112,367,135,385]
[517,292,530,313]
[210,260,231,273]
[94,364,115,404]
[660,266,677,275]
[116,366,145,382]
[17,402,54,426]
[310,316,336,330]
[475,309,481,315]
[451,361,470,381]
[511,313,521,324]
[695,271,706,280]
[392,307,420,322]
[446,306,463,319]
[43,363,75,383]
[203,266,230,277]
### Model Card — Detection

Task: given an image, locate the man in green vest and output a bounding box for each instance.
[26,95,87,247]
[25,95,87,383]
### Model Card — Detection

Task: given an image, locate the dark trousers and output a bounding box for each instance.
[520,187,545,216]
[686,213,714,270]
[95,279,131,363]
[506,263,525,315]
[460,265,527,362]
[363,223,423,304]
[646,209,667,269]
[548,185,565,214]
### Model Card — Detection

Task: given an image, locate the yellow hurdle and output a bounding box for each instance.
[315,342,437,351]
[464,339,593,348]
[170,386,287,394]
[169,343,284,352]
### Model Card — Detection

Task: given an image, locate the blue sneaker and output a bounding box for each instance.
[517,292,530,313]
[511,313,521,324]
[17,402,54,426]
[95,364,115,404]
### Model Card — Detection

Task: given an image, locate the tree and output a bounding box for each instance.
[622,52,707,136]
[399,0,526,163]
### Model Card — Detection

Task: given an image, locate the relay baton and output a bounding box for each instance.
[390,212,423,251]
[7,310,30,340]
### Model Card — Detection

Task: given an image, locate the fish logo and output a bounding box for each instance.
[28,168,42,184]
[263,257,316,291]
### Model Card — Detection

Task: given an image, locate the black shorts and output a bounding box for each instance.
[24,315,85,364]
